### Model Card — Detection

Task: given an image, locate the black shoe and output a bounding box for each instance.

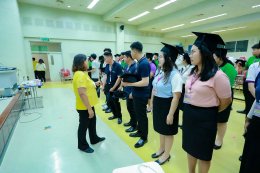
[178,124,183,129]
[146,110,151,113]
[239,155,242,161]
[129,132,141,137]
[151,151,165,158]
[237,110,246,114]
[80,147,94,153]
[134,138,147,148]
[123,122,131,127]
[125,126,137,133]
[213,144,222,150]
[155,155,171,165]
[105,109,112,113]
[91,137,105,145]
[108,116,117,120]
[118,118,122,124]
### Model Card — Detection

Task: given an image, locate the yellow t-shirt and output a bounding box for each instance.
[32,61,37,71]
[73,71,98,110]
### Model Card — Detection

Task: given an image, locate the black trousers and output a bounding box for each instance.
[105,84,122,118]
[242,79,254,114]
[37,71,46,82]
[133,96,148,140]
[126,98,137,128]
[92,78,100,98]
[34,71,38,79]
[77,108,99,150]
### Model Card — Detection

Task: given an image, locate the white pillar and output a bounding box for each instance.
[115,23,125,54]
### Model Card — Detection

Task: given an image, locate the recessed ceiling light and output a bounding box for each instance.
[161,24,185,31]
[211,26,247,33]
[154,0,177,10]
[181,34,195,38]
[128,11,150,22]
[190,13,227,24]
[87,0,99,9]
[252,4,260,8]
[67,5,71,8]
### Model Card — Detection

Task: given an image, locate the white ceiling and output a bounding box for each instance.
[18,0,260,39]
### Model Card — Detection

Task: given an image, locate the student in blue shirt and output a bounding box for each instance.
[122,41,150,148]
[102,51,123,124]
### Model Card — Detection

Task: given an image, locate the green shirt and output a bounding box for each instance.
[154,59,159,67]
[121,60,127,70]
[245,56,260,69]
[220,62,238,87]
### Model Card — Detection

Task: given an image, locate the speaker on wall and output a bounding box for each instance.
[120,25,124,31]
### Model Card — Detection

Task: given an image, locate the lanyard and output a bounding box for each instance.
[188,74,199,93]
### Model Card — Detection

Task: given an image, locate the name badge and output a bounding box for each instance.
[183,93,190,104]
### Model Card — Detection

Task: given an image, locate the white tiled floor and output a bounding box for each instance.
[0,88,143,173]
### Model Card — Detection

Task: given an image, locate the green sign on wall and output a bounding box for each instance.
[31,45,48,52]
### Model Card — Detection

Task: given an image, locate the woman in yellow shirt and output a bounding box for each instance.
[72,54,105,153]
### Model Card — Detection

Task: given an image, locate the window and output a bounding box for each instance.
[236,40,248,52]
[226,41,236,52]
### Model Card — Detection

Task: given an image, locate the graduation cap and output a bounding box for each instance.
[252,42,260,49]
[235,59,246,67]
[192,32,225,53]
[176,45,185,55]
[113,90,128,99]
[161,42,179,62]
[146,52,153,60]
[120,73,140,83]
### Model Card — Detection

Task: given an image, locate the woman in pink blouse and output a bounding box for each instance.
[182,32,232,173]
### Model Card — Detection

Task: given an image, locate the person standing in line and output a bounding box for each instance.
[102,51,123,124]
[72,54,105,153]
[122,41,151,148]
[182,32,232,173]
[151,43,183,165]
[213,47,237,149]
[146,52,157,113]
[153,53,159,68]
[237,43,260,114]
[89,53,101,98]
[36,59,46,82]
[32,57,38,79]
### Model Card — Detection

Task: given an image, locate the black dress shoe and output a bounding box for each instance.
[134,138,147,148]
[237,110,246,114]
[125,126,137,133]
[129,132,141,137]
[108,116,117,120]
[151,151,165,158]
[155,155,171,165]
[105,109,112,113]
[213,144,222,150]
[91,137,106,145]
[118,118,122,124]
[239,155,242,161]
[123,122,131,127]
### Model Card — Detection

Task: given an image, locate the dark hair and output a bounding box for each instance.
[32,57,35,61]
[72,54,87,72]
[190,46,218,81]
[130,41,143,52]
[90,53,97,59]
[183,53,191,65]
[214,49,234,66]
[104,51,112,57]
[98,55,104,63]
[39,59,44,64]
[160,52,174,83]
[103,48,112,53]
[154,53,159,56]
[124,51,132,59]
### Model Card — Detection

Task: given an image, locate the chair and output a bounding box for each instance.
[59,68,72,82]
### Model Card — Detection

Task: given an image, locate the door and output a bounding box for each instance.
[48,53,63,81]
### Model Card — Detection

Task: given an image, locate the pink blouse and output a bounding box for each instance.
[184,70,231,107]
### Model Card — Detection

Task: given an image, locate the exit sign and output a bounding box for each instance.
[40,37,49,42]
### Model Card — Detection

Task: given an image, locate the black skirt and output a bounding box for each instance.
[182,104,218,161]
[239,116,260,173]
[153,96,179,135]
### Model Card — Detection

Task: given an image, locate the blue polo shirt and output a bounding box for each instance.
[105,61,122,85]
[132,57,151,98]
[123,61,137,95]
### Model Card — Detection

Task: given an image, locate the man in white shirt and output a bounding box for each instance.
[90,53,101,97]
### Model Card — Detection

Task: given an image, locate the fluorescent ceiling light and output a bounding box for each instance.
[211,26,247,33]
[190,13,227,24]
[67,5,71,8]
[128,11,150,22]
[87,0,99,9]
[154,0,177,10]
[252,4,260,8]
[162,24,184,31]
[181,34,195,38]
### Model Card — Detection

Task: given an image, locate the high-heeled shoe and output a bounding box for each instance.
[155,155,171,165]
[213,144,222,150]
[151,151,165,158]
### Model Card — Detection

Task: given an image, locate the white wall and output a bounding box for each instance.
[0,0,27,83]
